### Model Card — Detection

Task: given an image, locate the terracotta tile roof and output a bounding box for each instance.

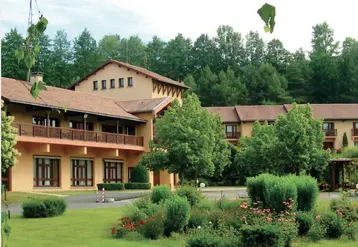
[284,104,358,120]
[116,97,172,113]
[69,59,190,89]
[205,107,240,123]
[1,77,145,122]
[235,105,287,122]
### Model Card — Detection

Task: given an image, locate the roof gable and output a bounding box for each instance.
[205,107,240,123]
[69,59,190,89]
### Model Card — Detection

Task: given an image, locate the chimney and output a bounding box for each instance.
[30,72,43,84]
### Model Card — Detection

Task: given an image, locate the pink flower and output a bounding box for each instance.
[241,216,246,221]
[348,223,352,227]
[316,215,321,220]
[292,212,296,216]
[253,202,257,205]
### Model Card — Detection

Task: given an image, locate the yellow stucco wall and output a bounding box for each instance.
[74,63,153,101]
[325,120,357,148]
[11,142,138,192]
[240,122,254,137]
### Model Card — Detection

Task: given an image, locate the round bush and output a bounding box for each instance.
[188,208,209,228]
[296,211,314,236]
[176,185,203,206]
[164,195,191,234]
[151,185,171,204]
[321,212,345,239]
[330,198,358,222]
[22,198,67,218]
[307,223,325,242]
[131,164,149,183]
[289,175,319,211]
[140,211,165,239]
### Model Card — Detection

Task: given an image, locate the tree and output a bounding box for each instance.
[196,66,218,106]
[162,33,192,81]
[343,133,348,147]
[139,94,230,182]
[73,28,100,79]
[311,22,339,56]
[147,36,166,74]
[244,31,266,66]
[98,34,121,62]
[119,35,147,67]
[47,29,73,88]
[32,34,52,81]
[191,34,219,75]
[131,164,149,183]
[235,104,330,178]
[1,29,27,80]
[265,38,291,74]
[1,101,20,172]
[274,104,330,175]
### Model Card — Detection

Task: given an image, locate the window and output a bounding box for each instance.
[32,116,59,127]
[128,77,133,87]
[323,122,336,136]
[103,160,123,183]
[33,157,60,187]
[128,167,133,182]
[102,80,107,89]
[354,122,358,129]
[225,125,237,138]
[353,123,358,136]
[93,81,98,90]
[69,121,93,131]
[119,78,124,88]
[110,79,115,88]
[102,124,122,134]
[323,122,334,130]
[126,126,135,135]
[71,159,93,186]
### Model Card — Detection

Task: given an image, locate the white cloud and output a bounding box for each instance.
[1,0,358,52]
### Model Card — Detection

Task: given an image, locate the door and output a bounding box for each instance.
[153,171,160,186]
[323,142,334,150]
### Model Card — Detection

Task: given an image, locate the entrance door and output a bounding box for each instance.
[153,171,160,186]
[323,142,334,150]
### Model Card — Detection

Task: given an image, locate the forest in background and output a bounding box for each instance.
[2,22,358,106]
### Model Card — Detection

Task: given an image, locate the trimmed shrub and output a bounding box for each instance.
[296,211,314,235]
[240,225,283,247]
[188,208,209,228]
[134,195,151,210]
[164,195,191,234]
[307,222,325,242]
[139,211,165,239]
[124,183,151,190]
[247,173,275,204]
[124,206,148,223]
[22,198,67,218]
[142,203,161,217]
[264,176,297,213]
[97,183,125,191]
[176,185,203,206]
[289,175,319,211]
[321,212,345,239]
[196,198,216,211]
[187,226,239,247]
[151,185,171,204]
[131,164,149,183]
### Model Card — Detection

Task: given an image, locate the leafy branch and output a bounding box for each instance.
[15,16,48,99]
[258,3,276,33]
[1,185,11,247]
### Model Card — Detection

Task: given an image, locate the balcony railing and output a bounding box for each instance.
[323,129,337,137]
[225,131,241,139]
[352,129,358,137]
[13,123,144,147]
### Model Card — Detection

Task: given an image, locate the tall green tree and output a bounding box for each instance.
[311,22,339,56]
[265,38,291,74]
[73,28,100,79]
[1,29,27,80]
[244,31,266,66]
[196,66,218,106]
[98,34,121,62]
[139,94,230,181]
[214,25,245,73]
[147,36,166,74]
[1,101,20,172]
[32,34,52,81]
[162,33,192,81]
[119,35,147,67]
[191,34,219,74]
[47,29,73,87]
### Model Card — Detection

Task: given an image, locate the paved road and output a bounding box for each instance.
[6,188,357,216]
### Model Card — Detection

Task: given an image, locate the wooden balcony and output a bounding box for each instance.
[352,129,358,137]
[323,129,337,137]
[225,131,241,139]
[13,123,144,147]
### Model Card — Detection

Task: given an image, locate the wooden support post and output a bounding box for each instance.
[331,162,336,191]
[84,114,88,141]
[46,111,50,137]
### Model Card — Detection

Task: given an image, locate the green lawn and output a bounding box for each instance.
[1,192,58,204]
[7,201,357,247]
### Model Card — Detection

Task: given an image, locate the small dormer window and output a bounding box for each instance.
[110,79,115,88]
[128,77,133,87]
[102,80,107,89]
[93,81,98,90]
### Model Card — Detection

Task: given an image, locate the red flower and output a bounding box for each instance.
[111,227,116,234]
[125,224,132,229]
[126,219,131,223]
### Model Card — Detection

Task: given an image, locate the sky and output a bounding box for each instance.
[1,0,358,52]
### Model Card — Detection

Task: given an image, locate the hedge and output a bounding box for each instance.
[131,164,149,183]
[22,198,67,218]
[240,225,284,247]
[97,183,125,191]
[124,183,151,190]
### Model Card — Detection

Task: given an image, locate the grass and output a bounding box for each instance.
[9,208,184,247]
[1,192,58,204]
[47,190,97,196]
[7,200,357,247]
